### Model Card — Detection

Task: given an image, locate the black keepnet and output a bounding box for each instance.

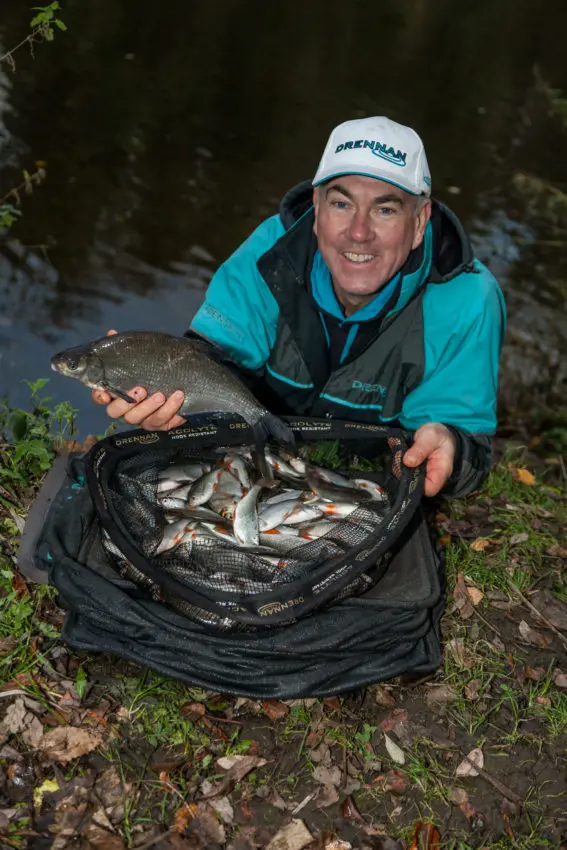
[83,417,424,629]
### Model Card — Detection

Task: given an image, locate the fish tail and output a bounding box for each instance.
[254,412,295,447]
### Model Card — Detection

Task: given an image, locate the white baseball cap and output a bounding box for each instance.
[313,116,431,197]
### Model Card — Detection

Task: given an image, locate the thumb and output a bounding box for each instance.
[404,427,440,467]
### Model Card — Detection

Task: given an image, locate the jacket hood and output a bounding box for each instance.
[279,180,475,286]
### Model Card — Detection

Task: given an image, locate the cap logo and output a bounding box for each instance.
[334,139,407,167]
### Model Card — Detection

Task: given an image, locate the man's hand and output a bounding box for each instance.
[91,329,186,431]
[403,423,457,497]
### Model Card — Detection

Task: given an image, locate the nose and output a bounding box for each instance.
[346,209,374,243]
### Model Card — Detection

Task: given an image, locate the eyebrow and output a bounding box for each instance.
[325,183,405,205]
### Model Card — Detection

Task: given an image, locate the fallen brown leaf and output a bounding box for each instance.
[426,684,457,705]
[466,586,484,606]
[340,795,365,822]
[449,787,476,820]
[180,702,205,722]
[509,532,529,546]
[455,748,483,777]
[547,544,567,559]
[373,686,396,708]
[202,754,268,797]
[81,823,124,849]
[470,538,491,552]
[38,726,103,764]
[553,670,567,689]
[531,591,567,631]
[0,637,17,655]
[464,679,481,701]
[0,697,44,747]
[374,769,409,796]
[453,572,475,619]
[445,638,475,667]
[523,666,546,682]
[379,709,408,733]
[310,742,331,765]
[189,802,225,845]
[509,465,536,486]
[316,783,340,809]
[261,700,289,721]
[408,819,441,849]
[518,620,552,649]
[266,818,313,850]
[313,764,341,787]
[94,767,130,824]
[209,795,234,824]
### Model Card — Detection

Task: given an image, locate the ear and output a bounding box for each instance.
[312,188,319,236]
[411,199,432,251]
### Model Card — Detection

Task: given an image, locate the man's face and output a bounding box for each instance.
[313,174,431,309]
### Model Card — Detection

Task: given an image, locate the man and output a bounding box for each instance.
[93,116,506,498]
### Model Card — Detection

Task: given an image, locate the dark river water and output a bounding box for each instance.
[1,0,566,436]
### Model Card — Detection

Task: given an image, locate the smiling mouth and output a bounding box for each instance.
[343,252,376,264]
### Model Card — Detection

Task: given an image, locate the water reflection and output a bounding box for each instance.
[0,0,566,431]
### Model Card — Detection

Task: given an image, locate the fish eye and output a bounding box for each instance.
[65,358,80,371]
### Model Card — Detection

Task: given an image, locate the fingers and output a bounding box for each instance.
[92,388,111,406]
[403,427,442,467]
[124,390,185,430]
[107,329,118,335]
[423,455,454,497]
[103,386,147,419]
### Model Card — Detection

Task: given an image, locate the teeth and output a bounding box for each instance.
[344,252,375,263]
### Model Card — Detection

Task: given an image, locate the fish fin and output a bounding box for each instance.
[105,385,137,404]
[253,412,295,447]
[258,478,278,489]
[251,446,273,482]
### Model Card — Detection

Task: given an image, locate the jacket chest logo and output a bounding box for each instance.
[352,380,387,398]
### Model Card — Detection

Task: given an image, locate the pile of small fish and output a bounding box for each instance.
[148,446,388,571]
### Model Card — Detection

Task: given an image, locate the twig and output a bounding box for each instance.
[0,33,39,66]
[506,577,567,651]
[203,713,242,726]
[132,829,175,850]
[461,751,523,805]
[472,604,503,637]
[0,167,47,207]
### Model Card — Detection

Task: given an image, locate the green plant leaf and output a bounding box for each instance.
[8,410,28,441]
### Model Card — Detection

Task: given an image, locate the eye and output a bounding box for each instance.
[331,200,350,210]
[65,358,80,371]
[378,206,396,216]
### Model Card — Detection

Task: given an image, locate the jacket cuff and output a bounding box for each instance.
[442,426,493,498]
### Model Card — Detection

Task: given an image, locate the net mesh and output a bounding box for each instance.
[89,420,421,631]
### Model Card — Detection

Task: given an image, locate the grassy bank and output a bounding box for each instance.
[1,386,567,849]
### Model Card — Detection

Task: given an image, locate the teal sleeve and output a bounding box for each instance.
[189,215,284,370]
[400,261,506,434]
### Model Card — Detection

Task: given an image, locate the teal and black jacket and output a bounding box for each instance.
[189,182,506,497]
